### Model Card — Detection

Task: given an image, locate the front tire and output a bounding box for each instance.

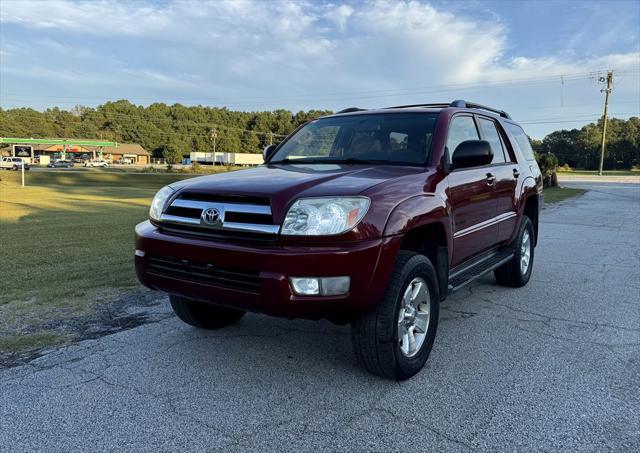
[494,216,535,287]
[351,251,440,380]
[169,295,245,329]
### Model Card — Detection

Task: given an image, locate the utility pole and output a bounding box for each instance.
[269,132,274,146]
[598,71,613,176]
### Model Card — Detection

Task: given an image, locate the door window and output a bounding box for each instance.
[478,117,506,164]
[447,116,479,154]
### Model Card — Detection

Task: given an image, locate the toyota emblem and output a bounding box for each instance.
[201,207,223,225]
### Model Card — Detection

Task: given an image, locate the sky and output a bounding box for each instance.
[0,0,639,138]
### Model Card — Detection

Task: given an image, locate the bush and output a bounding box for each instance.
[191,161,201,173]
[535,152,559,187]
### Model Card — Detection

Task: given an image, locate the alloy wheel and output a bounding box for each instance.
[397,277,431,357]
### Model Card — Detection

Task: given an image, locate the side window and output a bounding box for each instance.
[477,117,506,164]
[447,116,479,155]
[505,123,536,161]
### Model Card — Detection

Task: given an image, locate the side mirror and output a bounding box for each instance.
[263,144,277,161]
[451,140,493,169]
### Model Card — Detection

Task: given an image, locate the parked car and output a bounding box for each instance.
[115,158,133,164]
[134,100,543,380]
[84,160,110,168]
[47,160,74,168]
[0,157,30,171]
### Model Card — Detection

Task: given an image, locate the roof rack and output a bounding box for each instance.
[449,100,511,119]
[384,100,511,119]
[384,103,451,109]
[336,107,367,114]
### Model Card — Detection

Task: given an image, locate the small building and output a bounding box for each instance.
[101,144,150,165]
[33,143,94,162]
[30,142,150,164]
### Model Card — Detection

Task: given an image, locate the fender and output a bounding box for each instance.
[508,175,540,244]
[383,193,451,255]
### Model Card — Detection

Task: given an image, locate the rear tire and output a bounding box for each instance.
[494,216,535,287]
[169,294,245,329]
[351,251,440,380]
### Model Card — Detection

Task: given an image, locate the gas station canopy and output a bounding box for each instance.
[0,138,118,147]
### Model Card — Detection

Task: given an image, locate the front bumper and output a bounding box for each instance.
[134,221,401,321]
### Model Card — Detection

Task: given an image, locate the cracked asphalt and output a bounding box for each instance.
[2,182,639,452]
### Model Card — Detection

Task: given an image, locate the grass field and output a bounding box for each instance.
[557,169,638,176]
[0,169,235,357]
[0,169,586,359]
[543,186,587,204]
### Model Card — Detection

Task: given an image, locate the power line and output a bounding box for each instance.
[2,69,638,107]
[3,104,637,128]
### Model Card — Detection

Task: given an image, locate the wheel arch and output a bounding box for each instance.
[398,221,449,301]
[382,194,450,301]
[522,194,540,246]
[516,177,541,246]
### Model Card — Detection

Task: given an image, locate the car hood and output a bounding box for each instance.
[170,163,427,215]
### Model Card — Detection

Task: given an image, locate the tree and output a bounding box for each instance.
[162,139,188,166]
[535,152,559,187]
[240,131,261,153]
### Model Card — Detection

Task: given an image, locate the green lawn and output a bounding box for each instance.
[543,186,586,204]
[557,169,638,176]
[0,169,237,358]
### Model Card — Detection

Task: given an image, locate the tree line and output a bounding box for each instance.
[1,100,638,169]
[0,100,332,162]
[531,116,640,170]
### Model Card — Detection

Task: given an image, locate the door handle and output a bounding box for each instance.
[486,172,496,184]
[513,168,520,178]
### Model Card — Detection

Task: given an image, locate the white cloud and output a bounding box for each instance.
[1,0,638,137]
[326,4,354,31]
[0,0,171,36]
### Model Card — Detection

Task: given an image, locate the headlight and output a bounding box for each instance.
[281,197,370,236]
[149,185,175,221]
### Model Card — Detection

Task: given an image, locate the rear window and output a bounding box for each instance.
[505,123,536,161]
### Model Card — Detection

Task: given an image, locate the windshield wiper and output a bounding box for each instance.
[325,158,404,165]
[270,157,405,165]
[269,158,334,164]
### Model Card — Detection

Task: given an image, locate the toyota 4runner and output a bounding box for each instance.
[135,100,543,380]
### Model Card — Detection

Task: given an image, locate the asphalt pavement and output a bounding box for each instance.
[2,182,639,452]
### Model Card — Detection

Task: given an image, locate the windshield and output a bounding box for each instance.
[270,113,438,165]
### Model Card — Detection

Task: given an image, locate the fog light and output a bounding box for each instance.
[290,278,320,295]
[290,276,350,296]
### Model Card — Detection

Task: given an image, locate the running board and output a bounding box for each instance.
[448,249,514,294]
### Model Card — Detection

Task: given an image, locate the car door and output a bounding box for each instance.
[446,115,499,267]
[476,116,518,243]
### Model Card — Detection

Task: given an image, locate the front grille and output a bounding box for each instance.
[146,254,261,293]
[159,191,279,236]
[178,192,270,205]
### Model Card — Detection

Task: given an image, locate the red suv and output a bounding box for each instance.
[135,100,543,380]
